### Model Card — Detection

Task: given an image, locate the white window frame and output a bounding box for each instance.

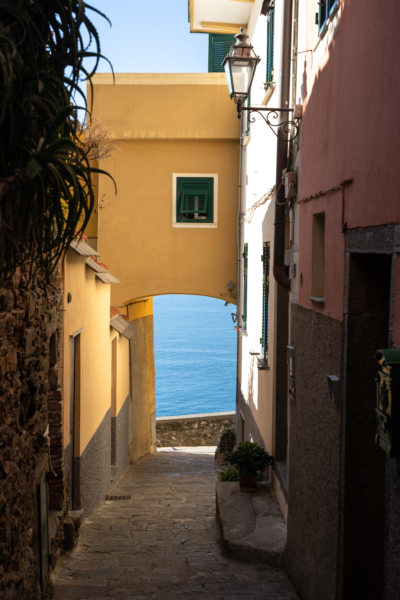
[172,173,218,228]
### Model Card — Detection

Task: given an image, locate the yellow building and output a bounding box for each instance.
[87,73,239,307]
[81,72,240,473]
[62,238,132,516]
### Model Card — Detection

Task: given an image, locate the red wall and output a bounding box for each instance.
[298,0,400,321]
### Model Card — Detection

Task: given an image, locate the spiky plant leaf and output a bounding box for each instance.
[0,0,114,284]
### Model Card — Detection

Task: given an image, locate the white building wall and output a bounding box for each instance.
[237,2,284,455]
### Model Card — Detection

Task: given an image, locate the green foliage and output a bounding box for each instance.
[226,441,274,476]
[218,428,235,454]
[218,467,239,481]
[0,0,114,284]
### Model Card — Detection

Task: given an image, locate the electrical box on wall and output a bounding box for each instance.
[375,349,400,457]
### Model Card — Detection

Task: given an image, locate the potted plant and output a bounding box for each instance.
[226,441,274,492]
[215,428,236,465]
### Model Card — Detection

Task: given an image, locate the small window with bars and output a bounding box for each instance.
[242,243,248,331]
[265,4,275,90]
[260,242,270,364]
[176,177,214,223]
[317,0,338,33]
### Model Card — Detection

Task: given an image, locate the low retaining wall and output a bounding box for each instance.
[156,412,235,447]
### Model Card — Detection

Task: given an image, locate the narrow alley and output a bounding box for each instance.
[51,448,298,600]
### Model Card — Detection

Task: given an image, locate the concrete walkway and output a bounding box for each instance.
[51,448,298,600]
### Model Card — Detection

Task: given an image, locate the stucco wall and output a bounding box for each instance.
[63,250,112,455]
[129,314,156,463]
[63,249,115,515]
[236,9,280,461]
[284,302,342,600]
[296,1,400,320]
[89,74,239,307]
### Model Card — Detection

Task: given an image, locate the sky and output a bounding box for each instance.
[86,0,208,74]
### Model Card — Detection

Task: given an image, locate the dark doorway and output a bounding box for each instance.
[341,252,391,599]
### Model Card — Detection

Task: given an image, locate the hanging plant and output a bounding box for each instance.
[0,0,114,284]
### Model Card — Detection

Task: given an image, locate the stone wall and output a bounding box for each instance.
[156,412,235,447]
[0,267,63,599]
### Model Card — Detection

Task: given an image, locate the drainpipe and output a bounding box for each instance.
[235,115,247,440]
[273,0,293,291]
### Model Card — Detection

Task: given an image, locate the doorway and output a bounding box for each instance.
[341,252,391,599]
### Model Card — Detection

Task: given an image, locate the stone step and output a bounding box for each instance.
[216,481,286,566]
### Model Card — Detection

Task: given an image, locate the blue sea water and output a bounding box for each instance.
[153,295,237,417]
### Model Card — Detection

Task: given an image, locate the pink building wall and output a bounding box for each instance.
[298,0,400,327]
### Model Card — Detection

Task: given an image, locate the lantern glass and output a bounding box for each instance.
[224,56,259,101]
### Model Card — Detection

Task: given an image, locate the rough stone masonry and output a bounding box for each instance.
[156,412,235,447]
[0,266,63,600]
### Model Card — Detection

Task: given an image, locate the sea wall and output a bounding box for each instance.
[156,412,235,447]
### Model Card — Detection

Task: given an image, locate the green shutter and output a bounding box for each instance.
[208,34,236,73]
[176,177,213,223]
[261,242,270,361]
[266,6,275,89]
[242,243,248,331]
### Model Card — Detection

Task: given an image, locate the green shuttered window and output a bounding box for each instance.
[261,242,270,362]
[266,5,275,89]
[318,0,338,32]
[208,34,236,73]
[242,243,248,331]
[176,177,214,223]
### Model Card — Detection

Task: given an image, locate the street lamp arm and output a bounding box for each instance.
[240,106,300,141]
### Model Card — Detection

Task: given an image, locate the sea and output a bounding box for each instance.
[153,294,237,417]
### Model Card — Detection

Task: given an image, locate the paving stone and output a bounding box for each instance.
[51,447,299,600]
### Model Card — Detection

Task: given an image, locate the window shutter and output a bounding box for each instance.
[266,6,275,89]
[261,242,270,360]
[180,188,208,214]
[242,243,248,331]
[208,34,236,73]
[176,177,214,223]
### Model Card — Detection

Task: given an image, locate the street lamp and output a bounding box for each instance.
[222,28,260,104]
[222,28,300,140]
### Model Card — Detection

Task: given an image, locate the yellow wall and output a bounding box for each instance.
[124,297,153,321]
[63,250,112,455]
[110,329,131,416]
[88,74,239,307]
[129,314,156,463]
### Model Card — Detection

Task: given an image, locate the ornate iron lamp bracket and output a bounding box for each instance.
[241,106,300,141]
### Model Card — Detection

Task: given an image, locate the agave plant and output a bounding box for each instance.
[0,0,113,284]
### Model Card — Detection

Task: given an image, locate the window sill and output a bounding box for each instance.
[309,295,325,304]
[173,222,217,229]
[257,357,270,370]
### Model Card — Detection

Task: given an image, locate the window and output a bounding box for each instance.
[311,212,325,301]
[242,243,248,331]
[208,34,235,73]
[318,0,338,32]
[172,174,218,228]
[260,242,270,363]
[265,4,275,89]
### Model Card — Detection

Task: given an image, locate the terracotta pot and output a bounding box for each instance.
[239,472,257,492]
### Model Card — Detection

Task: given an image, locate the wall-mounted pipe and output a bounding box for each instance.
[273,0,293,291]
